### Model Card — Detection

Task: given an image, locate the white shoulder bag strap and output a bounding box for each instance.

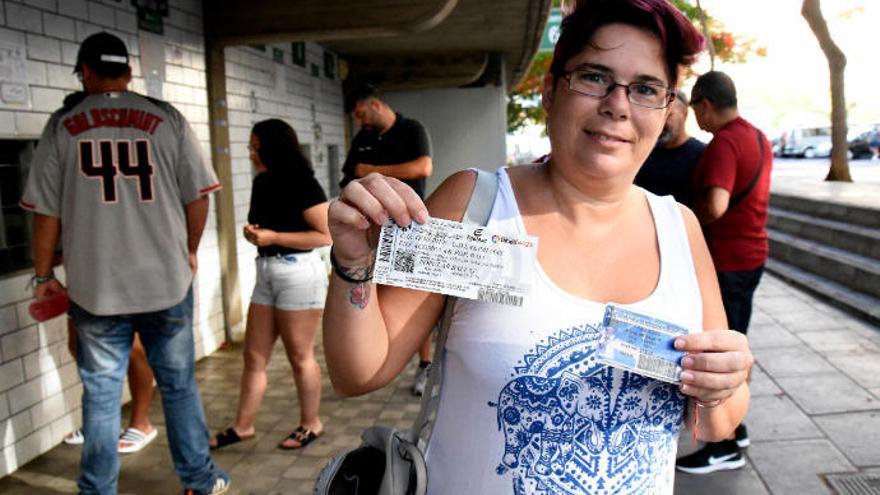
[408,168,499,447]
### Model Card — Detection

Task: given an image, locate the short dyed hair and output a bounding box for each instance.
[691,71,738,110]
[549,0,704,89]
[251,119,313,176]
[344,83,383,114]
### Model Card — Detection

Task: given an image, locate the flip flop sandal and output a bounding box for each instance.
[118,427,158,453]
[211,427,254,450]
[63,429,84,445]
[278,426,321,450]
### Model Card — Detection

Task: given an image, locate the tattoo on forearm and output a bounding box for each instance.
[349,283,370,310]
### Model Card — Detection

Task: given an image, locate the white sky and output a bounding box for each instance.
[695,0,877,132]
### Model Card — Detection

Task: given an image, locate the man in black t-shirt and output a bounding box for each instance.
[341,84,432,199]
[634,90,705,208]
[341,84,435,396]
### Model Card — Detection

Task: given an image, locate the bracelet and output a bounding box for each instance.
[330,249,373,284]
[695,398,724,409]
[30,271,56,288]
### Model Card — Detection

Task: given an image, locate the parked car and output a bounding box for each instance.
[771,137,782,157]
[848,125,879,159]
[780,126,832,158]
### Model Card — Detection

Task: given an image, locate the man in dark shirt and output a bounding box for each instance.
[340,84,432,199]
[634,90,705,208]
[676,71,772,476]
[341,83,435,395]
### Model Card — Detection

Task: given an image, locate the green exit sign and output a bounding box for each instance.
[539,8,562,52]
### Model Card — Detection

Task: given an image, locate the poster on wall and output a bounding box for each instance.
[139,32,166,99]
[0,41,30,109]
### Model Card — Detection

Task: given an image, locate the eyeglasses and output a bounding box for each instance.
[563,70,674,109]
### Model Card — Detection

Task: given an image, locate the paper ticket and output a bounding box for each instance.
[597,305,688,384]
[372,217,538,306]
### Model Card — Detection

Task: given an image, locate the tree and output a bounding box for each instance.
[508,0,765,133]
[802,0,851,182]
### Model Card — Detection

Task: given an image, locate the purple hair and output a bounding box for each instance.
[549,0,705,88]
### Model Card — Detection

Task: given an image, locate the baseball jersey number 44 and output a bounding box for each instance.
[79,139,154,203]
[372,217,538,307]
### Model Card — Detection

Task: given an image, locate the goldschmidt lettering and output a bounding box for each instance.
[63,108,164,136]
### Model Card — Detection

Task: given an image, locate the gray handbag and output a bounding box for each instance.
[314,168,499,495]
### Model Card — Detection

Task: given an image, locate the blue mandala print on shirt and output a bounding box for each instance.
[491,323,686,494]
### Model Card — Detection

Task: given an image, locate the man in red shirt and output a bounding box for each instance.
[676,71,772,474]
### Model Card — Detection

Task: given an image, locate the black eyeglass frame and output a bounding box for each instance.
[562,70,676,110]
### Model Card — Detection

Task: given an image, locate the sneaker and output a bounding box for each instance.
[63,429,84,445]
[675,440,745,474]
[411,363,431,397]
[735,423,750,448]
[183,475,230,495]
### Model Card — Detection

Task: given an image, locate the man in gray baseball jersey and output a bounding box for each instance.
[20,32,229,495]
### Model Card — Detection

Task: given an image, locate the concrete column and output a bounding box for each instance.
[383,84,508,195]
[205,42,243,340]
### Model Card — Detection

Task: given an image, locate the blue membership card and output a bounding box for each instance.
[597,305,688,384]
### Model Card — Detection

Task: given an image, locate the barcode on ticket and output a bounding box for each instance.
[477,288,523,307]
[636,354,678,382]
[393,250,416,273]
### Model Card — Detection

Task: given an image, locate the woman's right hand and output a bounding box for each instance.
[329,173,429,265]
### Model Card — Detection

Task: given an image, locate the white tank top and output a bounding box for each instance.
[424,167,703,495]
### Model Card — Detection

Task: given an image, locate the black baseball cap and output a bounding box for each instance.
[74,32,129,74]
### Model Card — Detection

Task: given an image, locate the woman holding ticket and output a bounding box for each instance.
[325,0,753,493]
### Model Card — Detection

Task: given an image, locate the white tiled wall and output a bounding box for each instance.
[0,0,344,476]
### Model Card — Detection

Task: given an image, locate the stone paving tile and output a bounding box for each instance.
[814,411,880,468]
[747,322,801,349]
[749,308,777,326]
[797,328,880,355]
[770,313,848,334]
[846,319,880,340]
[752,345,837,378]
[755,296,816,316]
[748,439,856,495]
[744,395,822,442]
[824,352,880,389]
[749,363,783,397]
[776,373,880,415]
[674,464,770,495]
[269,477,315,495]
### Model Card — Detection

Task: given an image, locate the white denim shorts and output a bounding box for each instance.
[250,251,328,311]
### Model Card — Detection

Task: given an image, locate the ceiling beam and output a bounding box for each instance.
[206,0,459,46]
[344,52,489,91]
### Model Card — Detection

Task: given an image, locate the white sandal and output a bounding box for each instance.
[118,427,158,453]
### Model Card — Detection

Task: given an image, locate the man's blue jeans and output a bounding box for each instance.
[69,288,226,494]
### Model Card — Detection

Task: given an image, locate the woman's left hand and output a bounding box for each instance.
[244,224,277,247]
[674,330,753,404]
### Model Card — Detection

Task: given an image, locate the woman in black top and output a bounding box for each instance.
[211,119,331,450]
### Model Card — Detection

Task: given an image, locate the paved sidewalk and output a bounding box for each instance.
[0,272,877,494]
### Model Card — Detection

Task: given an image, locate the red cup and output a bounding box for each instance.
[29,293,70,322]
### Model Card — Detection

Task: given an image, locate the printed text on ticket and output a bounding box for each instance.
[373,218,537,306]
